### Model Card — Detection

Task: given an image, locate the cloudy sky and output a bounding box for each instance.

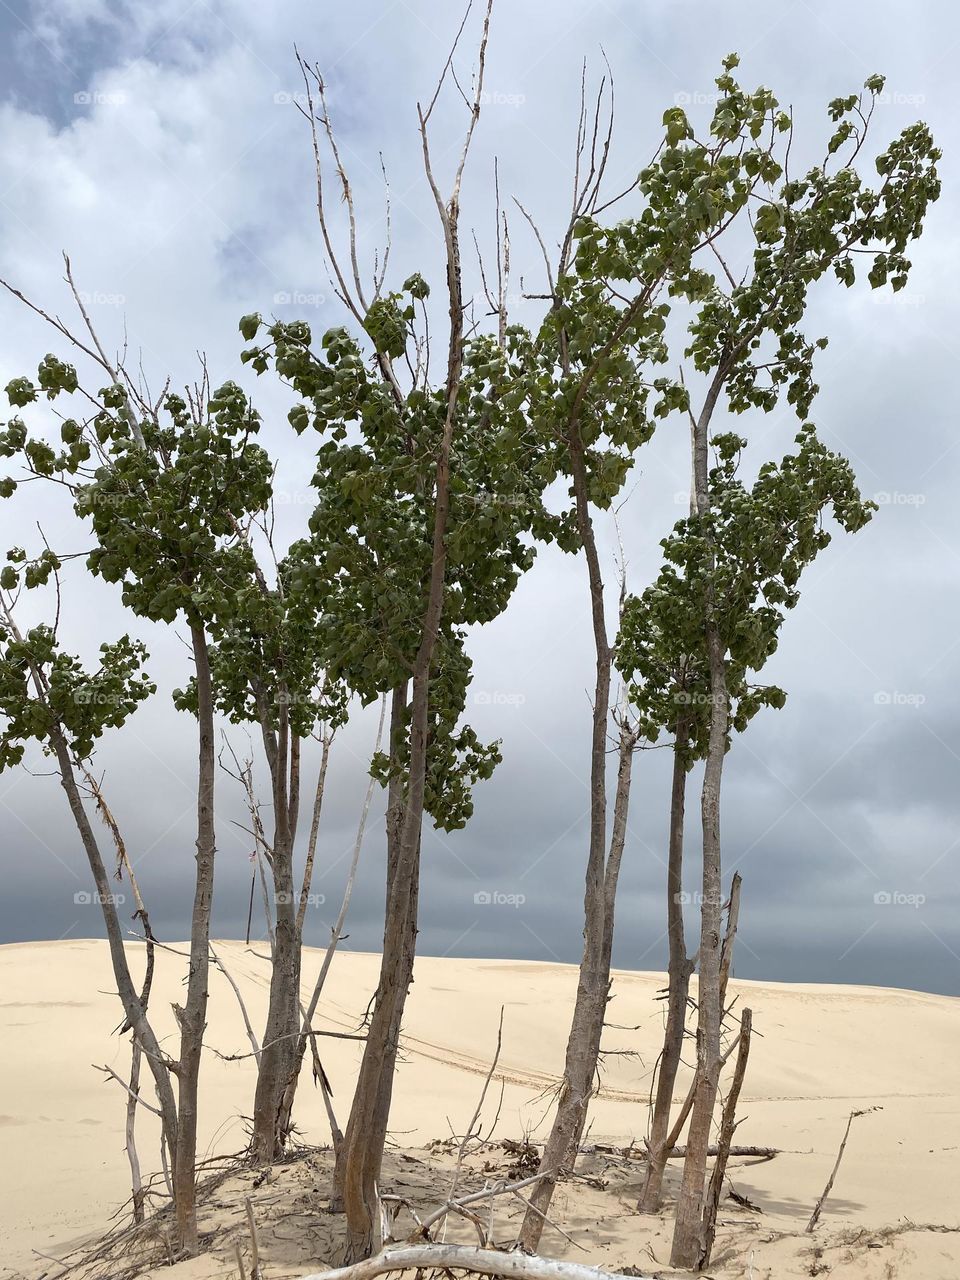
[1,0,958,997]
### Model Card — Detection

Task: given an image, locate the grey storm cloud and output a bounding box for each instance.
[1,0,959,996]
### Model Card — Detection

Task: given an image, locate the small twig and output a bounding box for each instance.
[245,1196,264,1279]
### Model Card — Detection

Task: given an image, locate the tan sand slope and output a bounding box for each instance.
[1,939,958,1278]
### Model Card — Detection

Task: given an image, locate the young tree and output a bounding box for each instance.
[175,532,350,1164]
[0,336,272,1253]
[510,57,938,1253]
[615,60,939,1270]
[238,8,570,1255]
[620,426,878,1218]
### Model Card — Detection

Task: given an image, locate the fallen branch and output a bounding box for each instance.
[667,1143,774,1160]
[806,1106,881,1232]
[302,1245,655,1280]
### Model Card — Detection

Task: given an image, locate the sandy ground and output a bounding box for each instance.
[1,939,958,1279]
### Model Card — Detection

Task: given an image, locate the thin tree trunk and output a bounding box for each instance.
[670,369,730,1271]
[172,621,218,1255]
[277,696,385,1153]
[127,1038,146,1223]
[639,727,694,1213]
[253,703,302,1164]
[336,683,419,1256]
[48,725,180,1169]
[519,428,634,1252]
[699,1007,752,1267]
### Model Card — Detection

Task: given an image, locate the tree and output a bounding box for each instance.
[0,326,272,1253]
[620,426,877,1219]
[508,56,938,1254]
[237,8,569,1256]
[174,515,350,1164]
[620,59,939,1270]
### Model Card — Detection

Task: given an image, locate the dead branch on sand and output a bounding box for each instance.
[302,1244,656,1280]
[806,1105,882,1232]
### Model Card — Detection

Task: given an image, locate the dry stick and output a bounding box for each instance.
[661,1029,743,1157]
[81,766,158,1223]
[245,1196,264,1280]
[224,744,277,954]
[256,842,276,953]
[278,693,387,1155]
[418,1172,546,1237]
[447,1007,505,1201]
[302,1245,656,1280]
[426,1008,505,1245]
[306,695,386,1015]
[210,944,262,1065]
[668,1144,775,1160]
[235,1241,248,1280]
[806,1106,881,1233]
[125,1040,146,1223]
[508,1186,586,1253]
[96,1063,164,1118]
[718,871,742,1012]
[699,1007,753,1267]
[296,724,334,937]
[657,876,745,1167]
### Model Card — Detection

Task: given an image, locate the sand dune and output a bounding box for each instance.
[1,939,958,1278]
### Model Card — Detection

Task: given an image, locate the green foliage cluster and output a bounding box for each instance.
[618,425,875,761]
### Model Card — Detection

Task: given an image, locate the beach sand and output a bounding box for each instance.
[1,939,958,1278]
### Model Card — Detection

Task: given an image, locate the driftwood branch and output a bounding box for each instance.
[302,1245,655,1280]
